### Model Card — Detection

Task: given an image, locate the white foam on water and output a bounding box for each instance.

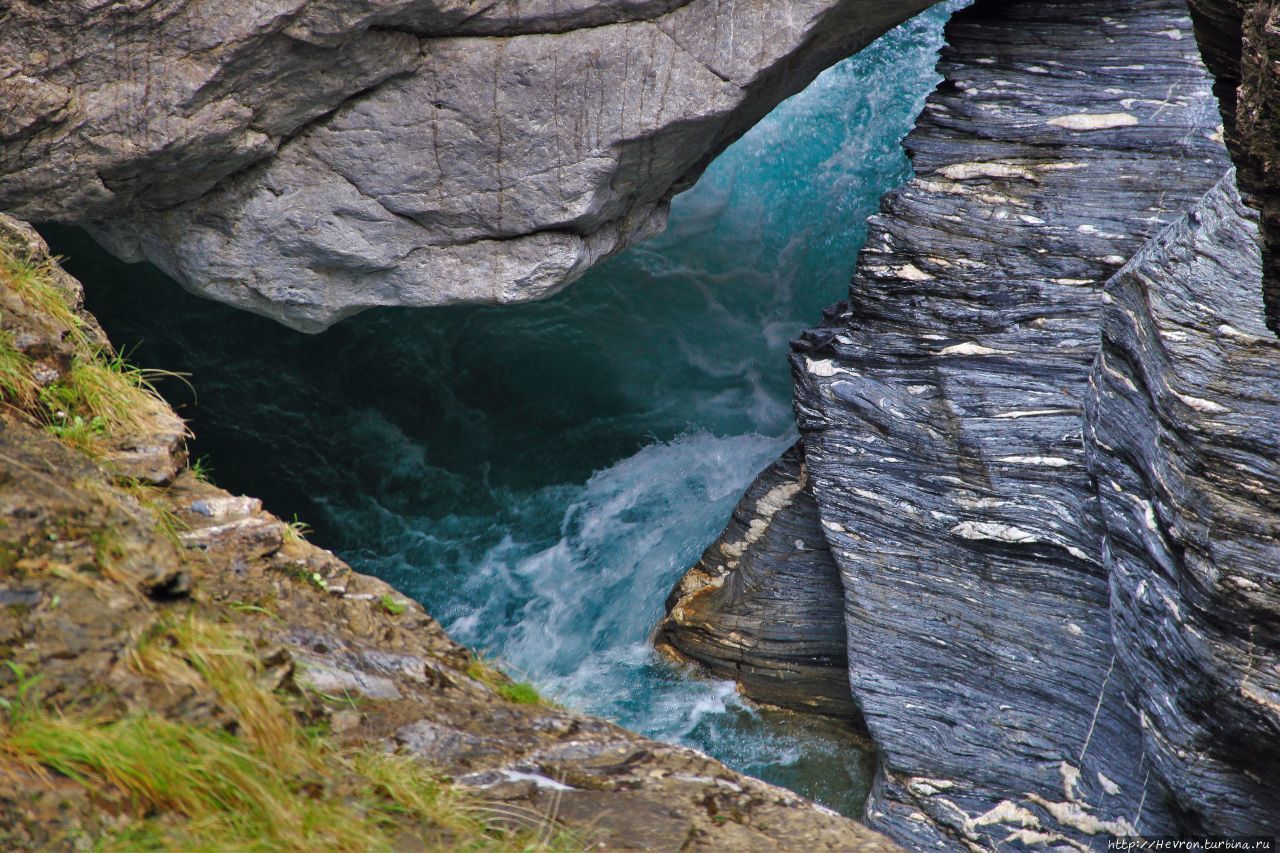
[444,431,790,678]
[78,0,961,818]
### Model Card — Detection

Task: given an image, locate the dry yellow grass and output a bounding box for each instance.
[3,612,577,851]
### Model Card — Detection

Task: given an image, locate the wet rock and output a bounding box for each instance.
[1085,173,1280,834]
[0,0,931,331]
[657,442,859,719]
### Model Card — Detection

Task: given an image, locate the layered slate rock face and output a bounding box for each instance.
[791,1,1228,845]
[0,0,929,331]
[655,442,859,719]
[664,0,1270,847]
[1086,174,1280,833]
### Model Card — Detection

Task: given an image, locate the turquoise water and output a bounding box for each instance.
[47,4,954,817]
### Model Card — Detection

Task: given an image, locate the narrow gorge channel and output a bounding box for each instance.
[40,4,960,817]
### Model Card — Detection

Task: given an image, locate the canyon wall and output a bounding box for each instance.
[0,0,929,331]
[663,0,1280,847]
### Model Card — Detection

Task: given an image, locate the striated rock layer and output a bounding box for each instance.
[783,0,1229,843]
[0,0,929,331]
[655,442,859,719]
[665,0,1279,846]
[1086,173,1280,832]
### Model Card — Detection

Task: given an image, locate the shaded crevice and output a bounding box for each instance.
[1187,0,1280,334]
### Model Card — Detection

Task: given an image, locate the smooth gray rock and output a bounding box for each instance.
[1086,173,1280,834]
[656,442,860,719]
[0,0,930,330]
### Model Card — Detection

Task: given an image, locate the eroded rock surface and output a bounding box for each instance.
[0,0,930,331]
[655,442,859,719]
[1086,173,1280,833]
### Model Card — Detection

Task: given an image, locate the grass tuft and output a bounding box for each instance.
[467,656,548,707]
[282,515,311,547]
[0,249,86,348]
[0,613,578,850]
[40,353,189,454]
[189,455,214,483]
[0,329,38,410]
[129,614,297,765]
[378,594,407,616]
[1,241,189,460]
[116,478,188,548]
[495,682,542,705]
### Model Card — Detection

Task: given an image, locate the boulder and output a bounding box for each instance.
[0,0,930,330]
[656,442,860,720]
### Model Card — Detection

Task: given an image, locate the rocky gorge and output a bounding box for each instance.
[0,215,892,848]
[2,0,1279,850]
